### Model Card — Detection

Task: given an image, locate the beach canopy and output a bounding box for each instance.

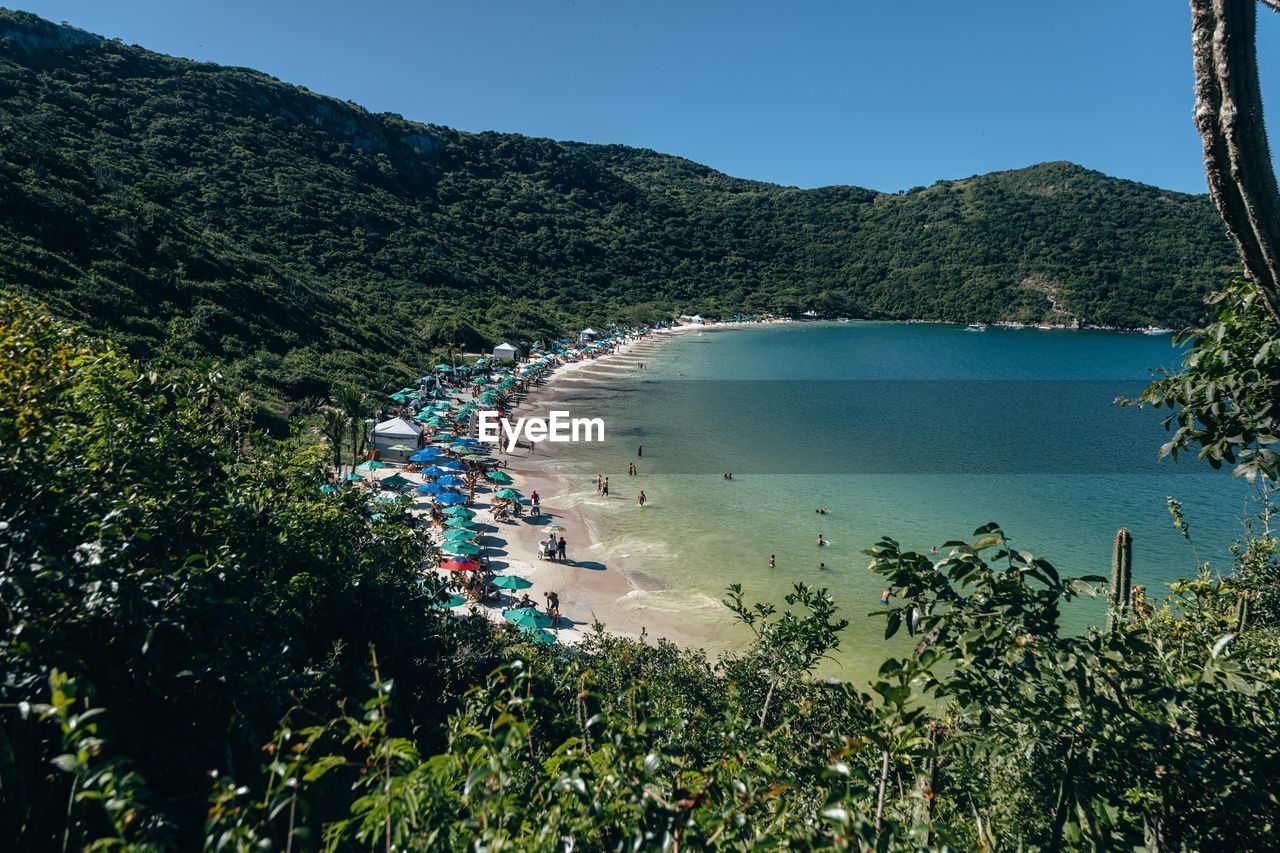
[503,607,554,628]
[542,524,566,533]
[356,460,388,471]
[440,558,480,572]
[434,492,468,506]
[372,417,423,439]
[491,575,532,590]
[442,505,475,518]
[494,488,523,501]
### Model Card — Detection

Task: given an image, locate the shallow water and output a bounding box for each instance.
[543,322,1256,682]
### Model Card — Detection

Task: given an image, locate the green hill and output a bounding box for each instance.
[0,10,1238,408]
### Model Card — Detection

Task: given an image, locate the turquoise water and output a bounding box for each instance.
[546,322,1256,680]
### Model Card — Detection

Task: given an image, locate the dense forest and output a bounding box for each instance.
[0,10,1238,411]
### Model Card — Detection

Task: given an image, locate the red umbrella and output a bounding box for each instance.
[440,558,481,572]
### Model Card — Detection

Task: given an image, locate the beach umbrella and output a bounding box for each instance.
[464,453,492,462]
[319,484,338,494]
[485,470,514,484]
[343,472,364,482]
[441,541,482,556]
[387,444,414,453]
[371,493,404,504]
[443,527,478,540]
[409,449,442,462]
[542,524,566,533]
[494,488,523,501]
[440,558,480,572]
[388,392,408,403]
[432,593,468,609]
[420,465,452,477]
[369,512,385,522]
[503,607,554,628]
[356,460,388,471]
[381,473,413,489]
[434,459,465,471]
[518,627,557,645]
[491,575,533,591]
[434,492,468,506]
[436,474,467,487]
[417,482,448,495]
[442,505,475,517]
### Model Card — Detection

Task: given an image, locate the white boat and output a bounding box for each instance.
[965,323,988,332]
[1143,327,1173,336]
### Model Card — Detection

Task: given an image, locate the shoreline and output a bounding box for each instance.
[487,324,722,648]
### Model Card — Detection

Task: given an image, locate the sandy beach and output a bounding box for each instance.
[469,325,715,647]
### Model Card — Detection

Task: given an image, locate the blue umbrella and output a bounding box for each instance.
[410,449,443,462]
[417,482,449,495]
[434,492,468,506]
[434,459,465,471]
[435,475,467,487]
[422,465,453,477]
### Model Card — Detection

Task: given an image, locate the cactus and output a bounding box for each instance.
[1107,528,1133,630]
[1235,592,1250,634]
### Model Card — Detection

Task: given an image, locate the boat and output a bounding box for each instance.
[1143,327,1173,336]
[964,323,988,332]
[837,317,851,323]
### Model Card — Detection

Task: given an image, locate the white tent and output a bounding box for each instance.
[370,417,422,463]
[579,328,598,342]
[492,342,517,361]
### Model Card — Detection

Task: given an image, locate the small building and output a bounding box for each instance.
[579,328,598,343]
[492,342,517,361]
[370,417,423,463]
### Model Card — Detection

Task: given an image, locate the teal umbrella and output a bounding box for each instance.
[519,627,557,645]
[441,541,482,555]
[485,470,514,484]
[344,472,364,482]
[319,484,338,494]
[491,575,532,590]
[503,607,554,628]
[494,488,523,501]
[356,460,388,471]
[442,505,476,518]
[381,473,413,489]
[433,593,468,609]
[443,528,479,541]
[386,444,415,453]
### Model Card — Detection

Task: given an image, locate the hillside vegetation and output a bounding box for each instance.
[0,10,1237,409]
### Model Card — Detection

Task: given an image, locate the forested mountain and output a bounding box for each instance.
[0,10,1237,407]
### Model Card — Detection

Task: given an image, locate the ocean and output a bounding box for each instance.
[534,322,1256,681]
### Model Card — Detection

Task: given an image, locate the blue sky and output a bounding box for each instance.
[13,0,1280,194]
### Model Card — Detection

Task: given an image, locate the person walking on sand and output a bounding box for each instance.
[638,490,646,506]
[530,490,540,515]
[557,535,567,561]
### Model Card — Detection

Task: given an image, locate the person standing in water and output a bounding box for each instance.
[817,533,825,547]
[637,445,643,458]
[768,555,776,568]
[637,490,646,506]
[601,477,609,497]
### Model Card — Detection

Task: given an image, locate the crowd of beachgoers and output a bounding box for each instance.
[326,323,678,645]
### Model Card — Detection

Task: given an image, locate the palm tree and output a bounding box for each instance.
[312,407,346,470]
[334,384,369,466]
